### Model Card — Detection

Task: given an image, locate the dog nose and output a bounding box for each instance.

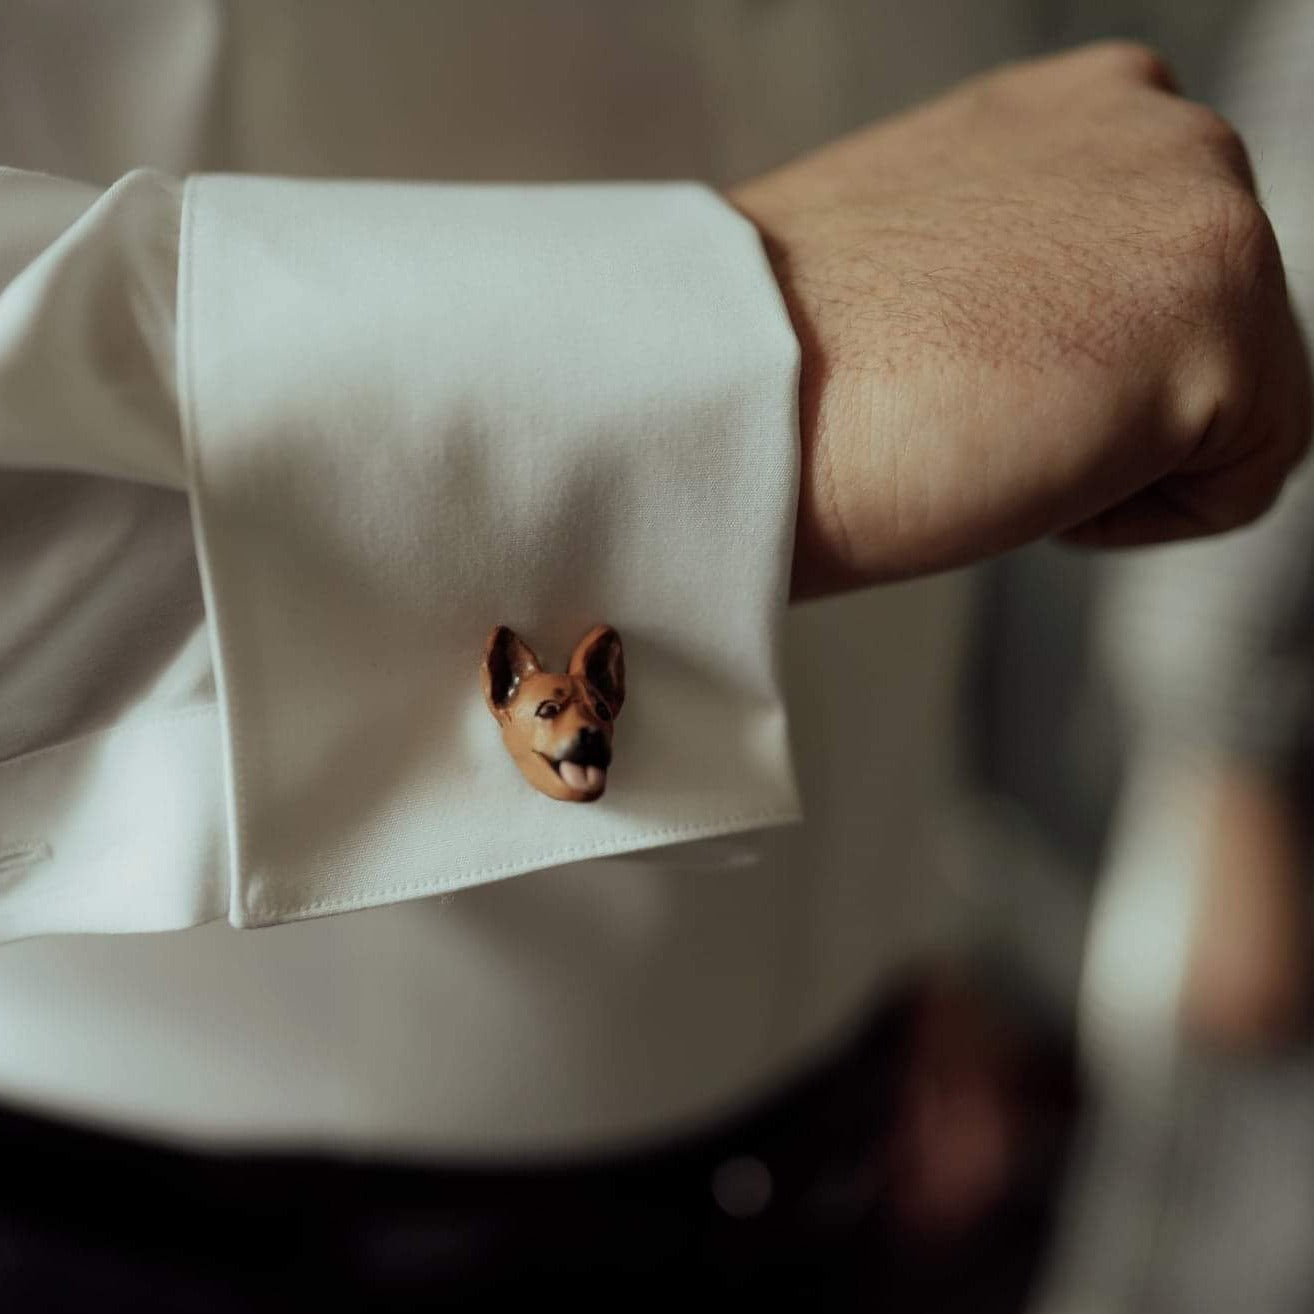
[565,727,611,769]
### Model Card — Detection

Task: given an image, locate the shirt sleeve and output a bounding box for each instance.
[0,167,802,936]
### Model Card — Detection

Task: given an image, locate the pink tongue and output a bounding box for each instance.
[558,761,605,792]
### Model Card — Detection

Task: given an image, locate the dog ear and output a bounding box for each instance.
[482,625,541,715]
[569,625,625,718]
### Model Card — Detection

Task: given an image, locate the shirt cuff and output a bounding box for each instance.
[179,175,802,926]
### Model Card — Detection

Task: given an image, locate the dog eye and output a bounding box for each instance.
[535,701,561,719]
[594,701,612,723]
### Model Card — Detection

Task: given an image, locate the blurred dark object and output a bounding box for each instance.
[961,545,1123,875]
[0,969,1077,1313]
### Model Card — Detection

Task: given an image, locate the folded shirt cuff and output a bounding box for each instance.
[178,175,802,926]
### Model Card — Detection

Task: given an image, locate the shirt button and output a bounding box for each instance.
[710,1154,774,1219]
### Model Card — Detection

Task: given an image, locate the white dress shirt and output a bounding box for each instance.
[0,0,1019,1158]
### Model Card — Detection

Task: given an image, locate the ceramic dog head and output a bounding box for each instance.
[481,624,625,802]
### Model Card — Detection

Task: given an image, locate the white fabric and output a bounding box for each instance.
[181,175,800,926]
[0,164,800,936]
[0,709,226,940]
[0,0,994,1156]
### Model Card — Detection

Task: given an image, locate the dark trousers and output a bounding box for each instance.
[0,984,1068,1312]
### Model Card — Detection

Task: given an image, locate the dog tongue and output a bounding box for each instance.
[558,761,605,793]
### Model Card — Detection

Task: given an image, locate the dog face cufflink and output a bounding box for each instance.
[481,624,624,802]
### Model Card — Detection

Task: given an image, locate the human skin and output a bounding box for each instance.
[1182,760,1311,1051]
[728,42,1313,600]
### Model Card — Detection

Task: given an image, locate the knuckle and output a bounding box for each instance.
[1196,104,1244,150]
[1206,409,1307,533]
[1084,39,1177,87]
[1183,186,1278,308]
[1216,189,1279,288]
[1179,103,1257,187]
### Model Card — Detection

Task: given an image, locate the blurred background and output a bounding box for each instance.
[950,4,1314,1313]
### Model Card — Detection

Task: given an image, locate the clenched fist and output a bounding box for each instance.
[730,42,1312,598]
